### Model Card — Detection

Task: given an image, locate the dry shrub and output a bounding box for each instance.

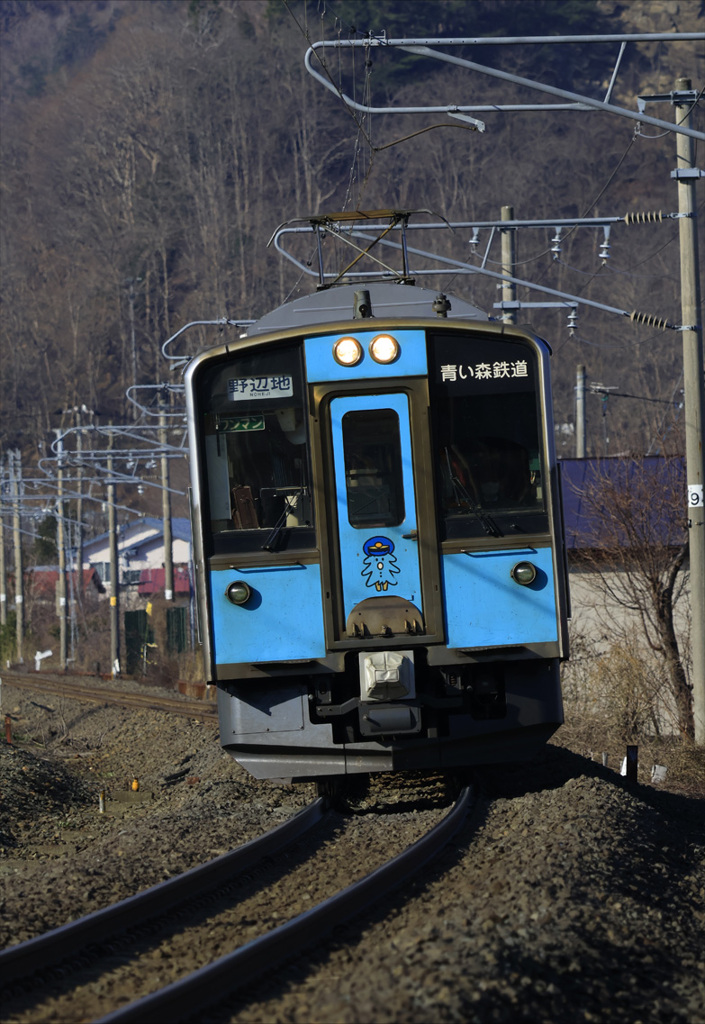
[559,627,705,796]
[562,628,673,743]
[663,743,705,797]
[588,638,667,743]
[139,649,205,689]
[140,655,178,691]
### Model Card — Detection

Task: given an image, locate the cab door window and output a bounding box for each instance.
[341,409,405,528]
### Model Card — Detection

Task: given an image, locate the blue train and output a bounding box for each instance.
[185,281,569,781]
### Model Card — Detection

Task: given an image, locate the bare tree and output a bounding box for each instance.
[571,454,692,738]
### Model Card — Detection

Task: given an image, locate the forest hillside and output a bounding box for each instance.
[1,0,703,467]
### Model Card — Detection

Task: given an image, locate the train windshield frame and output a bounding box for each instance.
[196,342,315,555]
[428,331,548,540]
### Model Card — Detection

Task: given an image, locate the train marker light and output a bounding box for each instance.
[510,561,537,586]
[226,580,252,606]
[334,336,363,366]
[369,333,399,364]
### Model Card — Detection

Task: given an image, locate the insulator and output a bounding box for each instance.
[628,310,675,330]
[551,228,562,259]
[599,225,611,262]
[567,308,578,332]
[623,210,664,225]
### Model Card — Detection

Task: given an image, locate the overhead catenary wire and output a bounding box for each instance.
[329,225,687,329]
[286,10,702,297]
[273,209,691,330]
[282,20,699,352]
[304,36,705,141]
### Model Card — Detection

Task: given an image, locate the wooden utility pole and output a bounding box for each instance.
[675,79,705,745]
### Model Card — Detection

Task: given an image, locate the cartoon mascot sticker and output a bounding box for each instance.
[361,536,400,592]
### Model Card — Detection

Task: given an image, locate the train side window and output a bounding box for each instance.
[197,345,315,553]
[342,409,405,528]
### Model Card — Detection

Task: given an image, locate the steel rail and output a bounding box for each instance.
[96,786,473,1024]
[2,672,218,719]
[0,800,325,982]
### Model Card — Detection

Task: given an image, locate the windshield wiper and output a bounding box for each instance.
[444,448,502,538]
[261,488,305,552]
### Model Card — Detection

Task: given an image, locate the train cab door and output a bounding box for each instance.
[327,390,440,642]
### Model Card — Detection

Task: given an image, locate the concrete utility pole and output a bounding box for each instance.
[675,79,705,745]
[71,404,97,614]
[75,414,84,610]
[107,443,120,677]
[160,391,174,603]
[500,205,517,325]
[576,365,587,458]
[127,279,139,423]
[0,474,7,627]
[54,432,68,671]
[11,450,23,664]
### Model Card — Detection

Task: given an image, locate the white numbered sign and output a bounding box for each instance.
[688,484,704,508]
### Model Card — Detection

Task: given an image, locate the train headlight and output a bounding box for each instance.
[369,333,399,364]
[225,580,252,605]
[510,561,537,586]
[334,336,363,366]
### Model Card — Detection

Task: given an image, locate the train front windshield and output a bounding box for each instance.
[429,332,546,539]
[197,344,315,554]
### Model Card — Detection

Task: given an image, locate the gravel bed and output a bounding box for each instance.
[5,805,447,1024]
[1,678,704,1024]
[219,760,705,1024]
[0,679,314,949]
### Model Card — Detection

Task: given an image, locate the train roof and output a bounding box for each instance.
[246,282,490,337]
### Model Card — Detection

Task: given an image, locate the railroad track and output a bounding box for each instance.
[0,800,325,1006]
[0,787,472,1023]
[2,670,217,719]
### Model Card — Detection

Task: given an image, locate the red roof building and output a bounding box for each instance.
[138,564,191,596]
